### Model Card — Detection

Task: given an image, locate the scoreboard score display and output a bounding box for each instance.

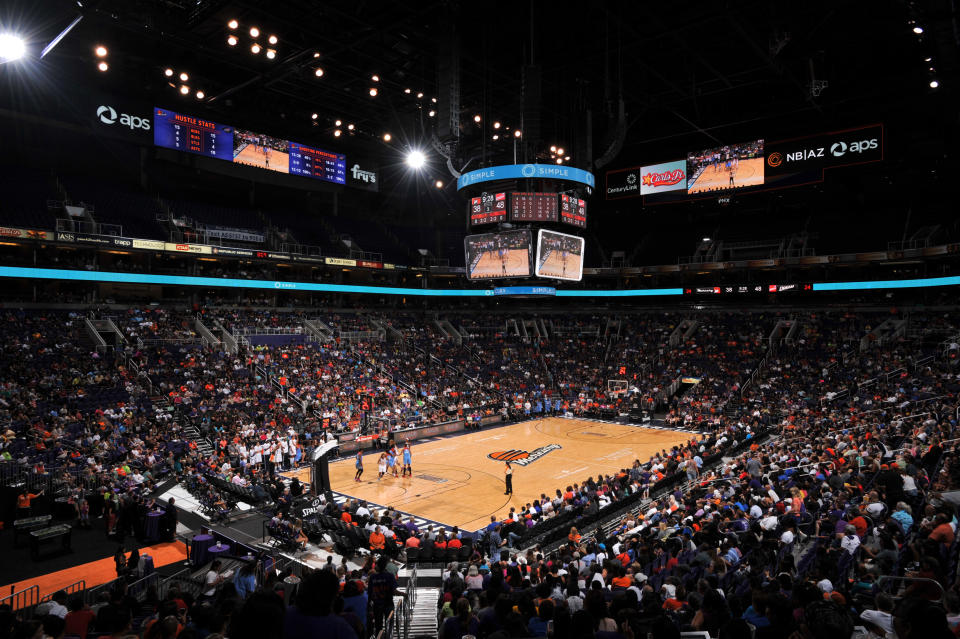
[510,192,558,223]
[153,108,233,161]
[469,192,508,225]
[288,142,347,184]
[559,194,587,228]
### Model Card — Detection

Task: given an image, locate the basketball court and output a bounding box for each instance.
[303,417,692,532]
[233,143,290,172]
[538,251,581,280]
[687,157,764,193]
[469,248,530,279]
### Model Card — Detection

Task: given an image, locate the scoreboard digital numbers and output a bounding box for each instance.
[510,192,558,223]
[560,194,587,228]
[153,108,233,161]
[289,142,347,184]
[469,192,508,225]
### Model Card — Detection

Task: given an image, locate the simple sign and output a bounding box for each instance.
[457,164,595,190]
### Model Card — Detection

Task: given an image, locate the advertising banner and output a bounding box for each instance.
[164,242,213,255]
[325,257,357,266]
[639,160,687,195]
[764,124,883,176]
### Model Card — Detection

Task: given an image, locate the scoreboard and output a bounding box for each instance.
[560,194,587,228]
[153,108,233,161]
[289,142,347,184]
[469,192,508,225]
[510,192,558,223]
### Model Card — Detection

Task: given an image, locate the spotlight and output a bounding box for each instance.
[164,67,173,77]
[180,85,189,94]
[335,119,342,126]
[550,145,556,152]
[369,87,378,97]
[435,180,444,188]
[266,49,276,59]
[416,92,424,98]
[431,97,437,103]
[473,114,481,123]
[227,35,238,46]
[405,150,426,169]
[702,237,711,242]
[383,133,392,142]
[514,129,522,137]
[556,147,564,155]
[0,34,26,62]
[334,129,342,137]
[95,45,107,57]
[925,57,932,62]
[371,74,379,82]
[347,123,354,130]
[428,110,436,117]
[311,113,318,119]
[313,51,320,58]
[930,79,939,88]
[227,19,238,30]
[179,72,188,81]
[913,26,923,34]
[493,121,501,129]
[195,90,205,99]
[556,158,563,164]
[404,88,411,94]
[314,67,324,77]
[251,43,261,54]
[268,35,278,45]
[492,135,499,140]
[249,27,260,38]
[564,156,570,161]
[97,61,108,72]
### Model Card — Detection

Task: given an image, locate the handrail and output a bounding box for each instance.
[876,575,945,601]
[0,585,39,611]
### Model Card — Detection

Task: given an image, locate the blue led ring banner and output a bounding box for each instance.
[0,266,682,297]
[493,286,557,296]
[457,164,596,190]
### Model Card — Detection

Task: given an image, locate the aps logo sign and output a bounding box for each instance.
[488,443,561,466]
[96,105,151,131]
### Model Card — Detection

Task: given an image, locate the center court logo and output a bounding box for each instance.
[488,443,561,466]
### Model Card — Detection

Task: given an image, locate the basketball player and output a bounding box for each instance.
[354,450,364,482]
[402,443,412,477]
[728,168,735,187]
[561,249,568,278]
[386,447,396,478]
[499,246,508,275]
[504,461,513,496]
[377,452,387,480]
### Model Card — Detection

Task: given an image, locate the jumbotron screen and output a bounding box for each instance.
[535,229,584,281]
[559,194,587,228]
[154,107,346,184]
[469,192,508,225]
[510,192,557,223]
[686,139,764,194]
[464,230,532,280]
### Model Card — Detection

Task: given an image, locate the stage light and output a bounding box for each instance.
[0,34,26,62]
[266,49,276,59]
[473,114,481,123]
[313,51,320,58]
[550,145,556,152]
[249,26,260,38]
[404,88,411,94]
[556,158,563,164]
[251,43,261,54]
[97,61,108,72]
[913,26,923,34]
[334,129,342,137]
[268,35,278,45]
[180,85,189,94]
[347,123,354,130]
[428,110,436,117]
[95,45,107,57]
[314,67,324,77]
[435,180,444,188]
[383,133,392,142]
[164,68,173,77]
[371,74,379,82]
[227,35,238,46]
[564,156,570,161]
[925,57,932,62]
[492,134,499,140]
[431,97,437,103]
[195,90,205,99]
[493,121,501,129]
[702,237,711,242]
[369,87,378,96]
[405,150,426,169]
[311,112,318,119]
[179,72,188,81]
[416,92,424,98]
[228,19,238,29]
[930,79,939,88]
[556,147,564,155]
[514,129,522,137]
